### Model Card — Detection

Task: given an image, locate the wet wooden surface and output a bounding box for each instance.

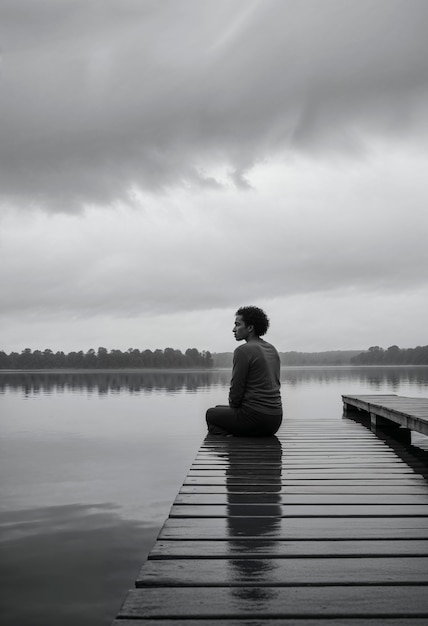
[114,621,428,626]
[112,416,428,623]
[342,394,428,435]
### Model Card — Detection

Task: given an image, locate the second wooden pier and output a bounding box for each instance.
[113,396,428,624]
[342,394,428,437]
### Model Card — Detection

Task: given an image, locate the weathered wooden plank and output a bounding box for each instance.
[207,439,392,442]
[188,468,417,477]
[149,539,428,559]
[117,586,428,618]
[199,445,393,449]
[208,436,385,447]
[207,427,384,431]
[169,503,428,517]
[190,462,417,471]
[160,517,428,540]
[369,404,427,426]
[180,484,428,494]
[198,450,395,456]
[195,459,399,465]
[197,454,399,460]
[184,476,428,486]
[199,443,393,448]
[195,459,402,464]
[342,395,407,405]
[136,556,428,587]
[278,434,402,437]
[366,400,428,411]
[195,456,401,462]
[200,447,394,454]
[201,438,384,446]
[195,459,413,465]
[202,441,388,448]
[378,405,428,412]
[198,444,393,450]
[174,493,428,505]
[112,618,428,625]
[194,465,421,473]
[196,447,411,456]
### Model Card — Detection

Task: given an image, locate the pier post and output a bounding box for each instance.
[370,411,377,430]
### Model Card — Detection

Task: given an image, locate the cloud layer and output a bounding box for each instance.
[1,0,428,211]
[2,147,427,314]
[1,1,427,353]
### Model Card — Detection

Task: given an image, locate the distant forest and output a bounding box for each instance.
[350,345,428,365]
[215,347,428,367]
[0,347,213,369]
[0,348,360,370]
[214,350,362,367]
[1,345,427,370]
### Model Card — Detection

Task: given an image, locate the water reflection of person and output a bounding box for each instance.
[206,306,283,436]
[225,436,283,604]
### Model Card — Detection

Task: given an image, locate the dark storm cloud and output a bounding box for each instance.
[1,0,427,211]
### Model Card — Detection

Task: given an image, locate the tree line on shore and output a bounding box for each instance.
[214,350,362,367]
[0,347,213,369]
[220,347,428,366]
[350,345,428,365]
[1,344,427,370]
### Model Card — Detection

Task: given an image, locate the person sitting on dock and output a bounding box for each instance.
[206,306,282,436]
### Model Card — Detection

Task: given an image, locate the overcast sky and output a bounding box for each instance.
[1,0,427,355]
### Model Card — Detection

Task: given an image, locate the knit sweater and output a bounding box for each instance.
[228,339,282,415]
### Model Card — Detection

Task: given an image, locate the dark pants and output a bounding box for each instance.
[206,405,282,437]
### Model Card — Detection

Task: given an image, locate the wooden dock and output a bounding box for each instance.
[342,394,428,436]
[112,411,428,624]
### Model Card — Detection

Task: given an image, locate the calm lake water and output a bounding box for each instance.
[1,366,428,626]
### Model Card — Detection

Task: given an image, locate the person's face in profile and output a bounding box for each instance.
[233,315,251,342]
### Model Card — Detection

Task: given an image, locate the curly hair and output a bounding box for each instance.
[235,306,270,337]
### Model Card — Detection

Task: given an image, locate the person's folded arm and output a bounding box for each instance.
[228,348,249,408]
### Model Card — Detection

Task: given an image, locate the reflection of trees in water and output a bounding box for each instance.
[0,370,232,395]
[2,366,427,395]
[283,366,428,390]
[224,437,282,606]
